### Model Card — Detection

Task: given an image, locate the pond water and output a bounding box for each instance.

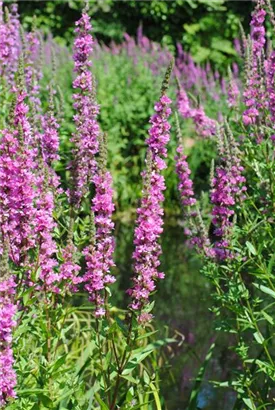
[114,219,238,410]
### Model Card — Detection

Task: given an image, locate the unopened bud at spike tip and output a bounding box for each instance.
[161,58,174,96]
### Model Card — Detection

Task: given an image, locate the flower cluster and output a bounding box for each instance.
[127,92,172,320]
[35,186,59,290]
[84,135,116,317]
[59,242,81,293]
[177,86,192,118]
[210,127,246,260]
[70,11,100,207]
[0,128,36,265]
[0,3,20,84]
[24,30,42,111]
[175,127,212,257]
[251,0,266,57]
[13,72,32,147]
[175,145,196,207]
[177,84,216,138]
[243,0,267,126]
[39,93,61,194]
[227,68,239,108]
[0,276,17,407]
[242,66,267,126]
[266,51,275,123]
[192,107,216,138]
[40,101,60,166]
[211,167,235,259]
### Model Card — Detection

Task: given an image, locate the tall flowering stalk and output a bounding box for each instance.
[0,128,36,265]
[174,114,212,256]
[0,246,16,407]
[0,3,20,85]
[192,107,216,138]
[39,86,61,191]
[21,25,43,112]
[70,8,100,207]
[40,88,60,166]
[177,81,192,118]
[34,169,59,290]
[251,0,266,57]
[127,61,173,322]
[266,50,275,124]
[243,0,267,126]
[211,167,235,260]
[84,133,115,317]
[0,61,36,265]
[177,80,216,138]
[59,240,81,293]
[227,66,239,108]
[13,57,32,146]
[210,125,246,260]
[175,134,196,208]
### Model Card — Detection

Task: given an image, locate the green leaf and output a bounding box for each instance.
[143,370,150,385]
[17,389,49,396]
[49,354,67,375]
[243,397,256,410]
[37,394,53,407]
[188,342,215,409]
[261,311,274,325]
[253,283,275,299]
[253,331,264,345]
[94,393,110,410]
[121,374,138,384]
[183,23,200,35]
[245,241,257,255]
[211,38,237,55]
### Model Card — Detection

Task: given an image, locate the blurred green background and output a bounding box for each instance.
[19,0,252,69]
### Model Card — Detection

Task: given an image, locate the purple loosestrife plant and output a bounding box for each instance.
[227,66,240,108]
[174,114,212,256]
[210,125,246,260]
[35,173,59,291]
[39,87,61,192]
[22,27,42,112]
[70,8,100,207]
[0,4,20,85]
[177,82,192,119]
[192,107,216,138]
[0,245,17,407]
[175,142,196,208]
[266,50,275,124]
[127,61,173,323]
[8,4,20,84]
[0,59,37,265]
[40,89,60,166]
[59,241,81,293]
[211,166,235,260]
[0,128,35,265]
[177,80,216,138]
[243,0,267,126]
[84,133,115,317]
[251,0,266,57]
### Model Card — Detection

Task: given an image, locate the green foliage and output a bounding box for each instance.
[18,0,251,68]
[42,45,223,214]
[8,286,175,409]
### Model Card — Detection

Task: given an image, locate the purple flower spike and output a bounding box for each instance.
[0,275,17,407]
[127,67,173,321]
[175,145,196,207]
[84,135,116,317]
[70,10,100,207]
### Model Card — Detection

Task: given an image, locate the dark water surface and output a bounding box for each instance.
[114,219,237,410]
